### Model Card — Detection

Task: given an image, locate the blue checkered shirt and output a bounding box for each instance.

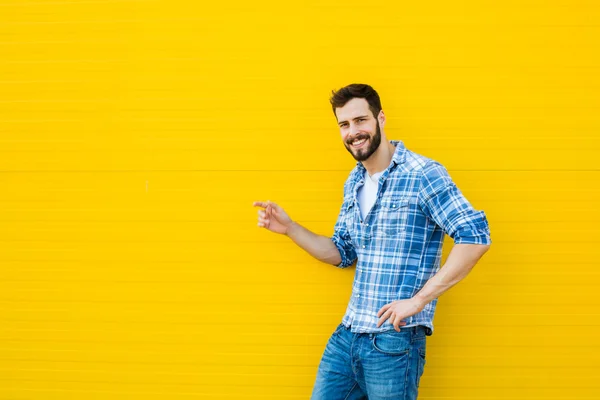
[331,140,492,335]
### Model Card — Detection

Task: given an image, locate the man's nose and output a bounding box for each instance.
[349,123,361,136]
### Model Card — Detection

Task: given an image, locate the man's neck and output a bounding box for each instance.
[361,141,396,176]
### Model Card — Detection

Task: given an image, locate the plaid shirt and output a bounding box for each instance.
[331,140,491,335]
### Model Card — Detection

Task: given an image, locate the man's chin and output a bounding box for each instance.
[345,144,373,162]
[353,150,371,162]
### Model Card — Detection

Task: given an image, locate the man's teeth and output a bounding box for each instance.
[353,138,366,146]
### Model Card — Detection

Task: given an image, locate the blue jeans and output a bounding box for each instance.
[311,323,427,400]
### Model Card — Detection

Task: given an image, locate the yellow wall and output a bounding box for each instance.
[1,0,599,398]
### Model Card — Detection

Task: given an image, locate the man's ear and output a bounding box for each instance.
[378,110,386,127]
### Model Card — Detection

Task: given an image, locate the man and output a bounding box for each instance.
[253,83,491,399]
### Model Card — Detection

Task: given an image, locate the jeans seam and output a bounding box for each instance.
[416,351,425,388]
[403,345,412,400]
[343,382,358,400]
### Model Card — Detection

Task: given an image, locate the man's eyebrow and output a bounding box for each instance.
[338,115,370,126]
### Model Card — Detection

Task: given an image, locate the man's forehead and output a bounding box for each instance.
[335,98,370,121]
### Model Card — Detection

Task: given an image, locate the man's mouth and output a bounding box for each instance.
[351,137,368,149]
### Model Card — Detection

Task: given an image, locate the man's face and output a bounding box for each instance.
[335,98,382,162]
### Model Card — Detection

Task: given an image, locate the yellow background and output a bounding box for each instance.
[1,0,599,398]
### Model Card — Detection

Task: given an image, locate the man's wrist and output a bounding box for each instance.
[413,293,430,309]
[284,221,298,236]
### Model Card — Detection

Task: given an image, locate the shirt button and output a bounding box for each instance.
[357,294,361,298]
[392,204,396,208]
[365,223,369,226]
[362,245,366,249]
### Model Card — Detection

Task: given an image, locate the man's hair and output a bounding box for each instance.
[329,83,382,120]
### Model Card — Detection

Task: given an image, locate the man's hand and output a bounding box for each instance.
[253,200,294,235]
[376,298,426,332]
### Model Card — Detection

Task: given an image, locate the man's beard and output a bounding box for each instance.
[345,120,382,162]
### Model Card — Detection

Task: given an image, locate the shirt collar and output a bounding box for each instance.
[355,139,407,172]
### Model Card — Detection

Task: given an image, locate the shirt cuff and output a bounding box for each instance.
[453,230,492,245]
[330,236,354,268]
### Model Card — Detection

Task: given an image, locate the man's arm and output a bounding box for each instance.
[254,200,356,267]
[377,243,490,330]
[414,243,490,307]
[285,221,344,266]
[285,194,358,268]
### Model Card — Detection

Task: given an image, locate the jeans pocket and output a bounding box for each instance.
[371,331,411,356]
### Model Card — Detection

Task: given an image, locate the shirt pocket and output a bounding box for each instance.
[379,195,410,236]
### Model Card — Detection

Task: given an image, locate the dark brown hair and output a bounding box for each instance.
[329,83,382,120]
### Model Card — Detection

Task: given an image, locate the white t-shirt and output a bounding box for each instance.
[357,169,383,220]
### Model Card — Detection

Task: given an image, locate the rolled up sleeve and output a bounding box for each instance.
[331,200,358,268]
[418,161,492,245]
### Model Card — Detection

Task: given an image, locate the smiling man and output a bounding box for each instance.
[253,83,491,399]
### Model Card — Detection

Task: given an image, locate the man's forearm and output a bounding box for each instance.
[285,221,342,265]
[414,243,490,306]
